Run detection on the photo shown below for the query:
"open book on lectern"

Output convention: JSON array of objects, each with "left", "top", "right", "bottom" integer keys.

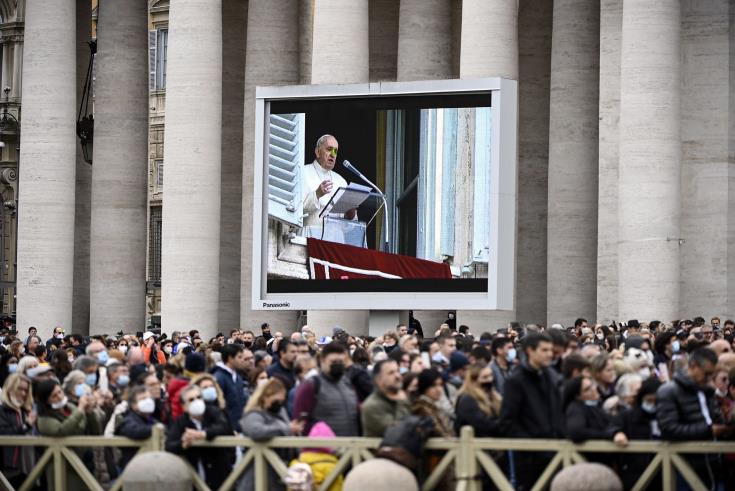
[{"left": 319, "top": 182, "right": 374, "bottom": 217}]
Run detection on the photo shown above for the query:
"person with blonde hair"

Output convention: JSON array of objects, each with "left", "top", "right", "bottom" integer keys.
[
  {"left": 191, "top": 372, "right": 226, "bottom": 411},
  {"left": 239, "top": 378, "right": 304, "bottom": 491},
  {"left": 455, "top": 364, "right": 503, "bottom": 436},
  {"left": 0, "top": 374, "right": 36, "bottom": 487}
]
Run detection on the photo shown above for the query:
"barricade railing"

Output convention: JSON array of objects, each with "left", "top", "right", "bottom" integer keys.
[{"left": 0, "top": 425, "right": 733, "bottom": 491}]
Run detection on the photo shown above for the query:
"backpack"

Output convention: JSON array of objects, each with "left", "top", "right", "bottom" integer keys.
[{"left": 376, "top": 415, "right": 435, "bottom": 470}]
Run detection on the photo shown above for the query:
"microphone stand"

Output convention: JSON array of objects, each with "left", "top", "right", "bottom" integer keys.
[{"left": 343, "top": 161, "right": 390, "bottom": 252}]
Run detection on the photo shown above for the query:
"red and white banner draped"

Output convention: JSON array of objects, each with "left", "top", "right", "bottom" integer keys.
[{"left": 307, "top": 238, "right": 452, "bottom": 280}]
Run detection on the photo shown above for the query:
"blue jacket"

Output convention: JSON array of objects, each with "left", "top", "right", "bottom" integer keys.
[{"left": 212, "top": 364, "right": 249, "bottom": 432}]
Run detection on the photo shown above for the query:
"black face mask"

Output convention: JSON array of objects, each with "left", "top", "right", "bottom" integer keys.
[
  {"left": 267, "top": 401, "right": 283, "bottom": 414},
  {"left": 243, "top": 341, "right": 253, "bottom": 348},
  {"left": 481, "top": 381, "right": 494, "bottom": 392},
  {"left": 328, "top": 362, "right": 345, "bottom": 381}
]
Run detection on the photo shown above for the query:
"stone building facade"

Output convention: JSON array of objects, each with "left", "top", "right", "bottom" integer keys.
[{"left": 13, "top": 0, "right": 735, "bottom": 339}]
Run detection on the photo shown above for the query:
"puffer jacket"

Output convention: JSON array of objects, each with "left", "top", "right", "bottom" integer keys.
[{"left": 656, "top": 371, "right": 722, "bottom": 441}]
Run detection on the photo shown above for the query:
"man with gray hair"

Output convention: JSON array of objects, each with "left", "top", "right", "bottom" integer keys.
[{"left": 302, "top": 134, "right": 357, "bottom": 236}]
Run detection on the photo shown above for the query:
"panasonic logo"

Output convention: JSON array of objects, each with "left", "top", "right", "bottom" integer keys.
[{"left": 263, "top": 302, "right": 291, "bottom": 308}]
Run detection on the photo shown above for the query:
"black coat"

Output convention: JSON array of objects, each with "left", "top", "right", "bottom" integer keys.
[
  {"left": 564, "top": 400, "right": 620, "bottom": 443},
  {"left": 499, "top": 363, "right": 564, "bottom": 438},
  {"left": 615, "top": 406, "right": 661, "bottom": 490},
  {"left": 454, "top": 394, "right": 502, "bottom": 437},
  {"left": 115, "top": 410, "right": 157, "bottom": 471},
  {"left": 165, "top": 405, "right": 235, "bottom": 490},
  {"left": 656, "top": 372, "right": 722, "bottom": 441},
  {"left": 0, "top": 403, "right": 33, "bottom": 477}
]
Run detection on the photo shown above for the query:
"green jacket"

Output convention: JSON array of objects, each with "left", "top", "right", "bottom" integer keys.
[{"left": 360, "top": 390, "right": 411, "bottom": 438}]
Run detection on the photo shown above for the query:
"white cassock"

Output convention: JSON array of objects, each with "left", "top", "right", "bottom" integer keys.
[{"left": 301, "top": 161, "right": 348, "bottom": 240}]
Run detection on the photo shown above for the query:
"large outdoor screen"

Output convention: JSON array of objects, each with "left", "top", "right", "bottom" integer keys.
[{"left": 251, "top": 79, "right": 517, "bottom": 311}]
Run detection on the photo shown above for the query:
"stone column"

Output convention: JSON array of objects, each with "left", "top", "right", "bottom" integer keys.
[
  {"left": 459, "top": 0, "right": 518, "bottom": 79},
  {"left": 397, "top": 0, "right": 452, "bottom": 81},
  {"left": 618, "top": 0, "right": 680, "bottom": 321},
  {"left": 306, "top": 0, "right": 371, "bottom": 334},
  {"left": 218, "top": 0, "right": 247, "bottom": 330},
  {"left": 161, "top": 0, "right": 222, "bottom": 337},
  {"left": 596, "top": 0, "right": 622, "bottom": 323},
  {"left": 1, "top": 44, "right": 9, "bottom": 90},
  {"left": 240, "top": 0, "right": 300, "bottom": 332},
  {"left": 16, "top": 0, "right": 76, "bottom": 338},
  {"left": 679, "top": 0, "right": 731, "bottom": 318},
  {"left": 310, "top": 0, "right": 369, "bottom": 84},
  {"left": 546, "top": 0, "right": 599, "bottom": 327},
  {"left": 11, "top": 43, "right": 22, "bottom": 99},
  {"left": 516, "top": 0, "right": 552, "bottom": 325},
  {"left": 72, "top": 0, "right": 92, "bottom": 335},
  {"left": 89, "top": 0, "right": 148, "bottom": 333},
  {"left": 369, "top": 0, "right": 399, "bottom": 81},
  {"left": 458, "top": 0, "right": 519, "bottom": 330}
]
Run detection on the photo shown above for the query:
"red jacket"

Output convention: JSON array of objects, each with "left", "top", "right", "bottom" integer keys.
[{"left": 167, "top": 376, "right": 190, "bottom": 421}]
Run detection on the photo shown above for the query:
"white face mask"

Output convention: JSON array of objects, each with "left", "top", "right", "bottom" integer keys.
[
  {"left": 187, "top": 398, "right": 206, "bottom": 417},
  {"left": 304, "top": 368, "right": 319, "bottom": 379},
  {"left": 136, "top": 397, "right": 155, "bottom": 414},
  {"left": 51, "top": 396, "right": 68, "bottom": 410},
  {"left": 638, "top": 367, "right": 651, "bottom": 379},
  {"left": 118, "top": 346, "right": 128, "bottom": 354}
]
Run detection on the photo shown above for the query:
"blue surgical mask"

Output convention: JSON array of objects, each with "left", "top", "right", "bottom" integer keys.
[
  {"left": 506, "top": 348, "right": 517, "bottom": 363},
  {"left": 641, "top": 402, "right": 656, "bottom": 414},
  {"left": 584, "top": 399, "right": 598, "bottom": 407},
  {"left": 671, "top": 340, "right": 680, "bottom": 353},
  {"left": 7, "top": 363, "right": 18, "bottom": 374},
  {"left": 399, "top": 367, "right": 408, "bottom": 375},
  {"left": 117, "top": 375, "right": 130, "bottom": 387},
  {"left": 96, "top": 351, "right": 109, "bottom": 364},
  {"left": 74, "top": 384, "right": 87, "bottom": 398},
  {"left": 201, "top": 386, "right": 218, "bottom": 402},
  {"left": 85, "top": 373, "right": 97, "bottom": 387}
]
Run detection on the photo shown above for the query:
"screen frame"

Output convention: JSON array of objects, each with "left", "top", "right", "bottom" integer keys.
[{"left": 251, "top": 77, "right": 517, "bottom": 311}]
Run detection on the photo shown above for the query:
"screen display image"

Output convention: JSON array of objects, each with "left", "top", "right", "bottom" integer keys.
[{"left": 252, "top": 79, "right": 517, "bottom": 311}]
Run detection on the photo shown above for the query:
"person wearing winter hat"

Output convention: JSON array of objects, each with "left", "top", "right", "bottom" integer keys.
[
  {"left": 290, "top": 422, "right": 344, "bottom": 491},
  {"left": 167, "top": 352, "right": 207, "bottom": 421}
]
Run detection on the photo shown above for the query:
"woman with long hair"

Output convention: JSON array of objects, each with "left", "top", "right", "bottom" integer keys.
[
  {"left": 49, "top": 349, "right": 73, "bottom": 383},
  {"left": 455, "top": 364, "right": 503, "bottom": 436},
  {"left": 0, "top": 374, "right": 36, "bottom": 487},
  {"left": 238, "top": 378, "right": 304, "bottom": 491}
]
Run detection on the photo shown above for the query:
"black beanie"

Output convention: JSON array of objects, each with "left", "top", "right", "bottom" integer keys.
[{"left": 417, "top": 368, "right": 442, "bottom": 395}]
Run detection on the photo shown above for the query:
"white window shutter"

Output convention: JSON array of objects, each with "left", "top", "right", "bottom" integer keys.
[
  {"left": 148, "top": 30, "right": 157, "bottom": 92},
  {"left": 268, "top": 113, "right": 304, "bottom": 227}
]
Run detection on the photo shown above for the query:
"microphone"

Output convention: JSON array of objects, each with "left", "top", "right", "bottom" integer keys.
[{"left": 342, "top": 160, "right": 390, "bottom": 252}]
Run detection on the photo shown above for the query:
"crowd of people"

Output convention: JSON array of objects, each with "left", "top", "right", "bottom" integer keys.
[{"left": 0, "top": 314, "right": 734, "bottom": 490}]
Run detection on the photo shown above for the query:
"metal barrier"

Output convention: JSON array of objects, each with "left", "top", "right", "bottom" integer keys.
[{"left": 0, "top": 426, "right": 733, "bottom": 491}]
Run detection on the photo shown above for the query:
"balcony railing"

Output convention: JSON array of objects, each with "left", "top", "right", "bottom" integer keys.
[{"left": 0, "top": 425, "right": 733, "bottom": 491}]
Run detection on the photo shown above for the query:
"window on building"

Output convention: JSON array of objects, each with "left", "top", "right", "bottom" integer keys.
[
  {"left": 148, "top": 207, "right": 162, "bottom": 282},
  {"left": 155, "top": 159, "right": 163, "bottom": 188},
  {"left": 149, "top": 28, "right": 168, "bottom": 91}
]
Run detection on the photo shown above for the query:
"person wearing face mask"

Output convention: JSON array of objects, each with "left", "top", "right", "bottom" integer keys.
[
  {"left": 107, "top": 361, "right": 131, "bottom": 405},
  {"left": 489, "top": 337, "right": 516, "bottom": 396},
  {"left": 615, "top": 377, "right": 663, "bottom": 490},
  {"left": 0, "top": 374, "right": 37, "bottom": 487},
  {"left": 192, "top": 373, "right": 226, "bottom": 410},
  {"left": 36, "top": 379, "right": 100, "bottom": 491},
  {"left": 115, "top": 386, "right": 159, "bottom": 470},
  {"left": 239, "top": 378, "right": 304, "bottom": 491},
  {"left": 293, "top": 342, "right": 359, "bottom": 436},
  {"left": 361, "top": 360, "right": 411, "bottom": 438},
  {"left": 653, "top": 330, "right": 679, "bottom": 382},
  {"left": 563, "top": 376, "right": 629, "bottom": 449},
  {"left": 165, "top": 385, "right": 234, "bottom": 490},
  {"left": 455, "top": 364, "right": 503, "bottom": 436}
]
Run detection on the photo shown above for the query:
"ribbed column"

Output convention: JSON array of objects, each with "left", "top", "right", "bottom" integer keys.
[
  {"left": 546, "top": 0, "right": 599, "bottom": 326},
  {"left": 459, "top": 0, "right": 518, "bottom": 79},
  {"left": 597, "top": 0, "right": 622, "bottom": 322},
  {"left": 218, "top": 0, "right": 247, "bottom": 330},
  {"left": 161, "top": 0, "right": 222, "bottom": 336},
  {"left": 458, "top": 0, "right": 519, "bottom": 329},
  {"left": 17, "top": 0, "right": 76, "bottom": 338},
  {"left": 240, "top": 0, "right": 300, "bottom": 331},
  {"left": 310, "top": 0, "right": 369, "bottom": 84},
  {"left": 397, "top": 0, "right": 452, "bottom": 80},
  {"left": 618, "top": 0, "right": 681, "bottom": 320},
  {"left": 72, "top": 0, "right": 92, "bottom": 335},
  {"left": 679, "top": 0, "right": 731, "bottom": 317},
  {"left": 89, "top": 0, "right": 148, "bottom": 333},
  {"left": 516, "top": 0, "right": 553, "bottom": 324}
]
